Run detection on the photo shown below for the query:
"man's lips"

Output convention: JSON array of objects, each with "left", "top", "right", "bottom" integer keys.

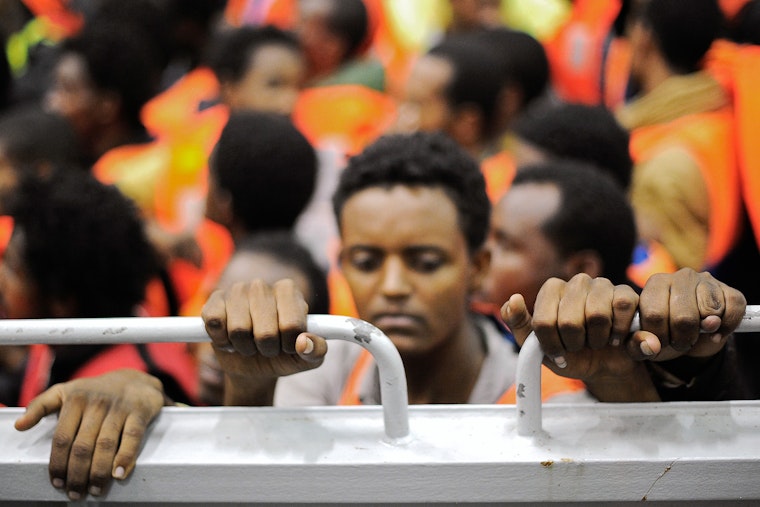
[{"left": 372, "top": 313, "right": 424, "bottom": 332}]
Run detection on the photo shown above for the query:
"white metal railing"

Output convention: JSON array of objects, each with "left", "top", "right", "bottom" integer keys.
[{"left": 1, "top": 310, "right": 760, "bottom": 504}]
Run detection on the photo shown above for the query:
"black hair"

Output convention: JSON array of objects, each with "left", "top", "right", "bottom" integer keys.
[
  {"left": 0, "top": 34, "right": 10, "bottom": 112},
  {"left": 211, "top": 111, "right": 317, "bottom": 232},
  {"left": 325, "top": 0, "right": 370, "bottom": 60},
  {"left": 470, "top": 28, "right": 549, "bottom": 108},
  {"left": 640, "top": 0, "right": 722, "bottom": 73},
  {"left": 87, "top": 0, "right": 174, "bottom": 72},
  {"left": 333, "top": 132, "right": 490, "bottom": 253},
  {"left": 236, "top": 232, "right": 330, "bottom": 314},
  {"left": 428, "top": 35, "right": 505, "bottom": 139},
  {"left": 8, "top": 169, "right": 160, "bottom": 317},
  {"left": 513, "top": 101, "right": 632, "bottom": 190},
  {"left": 0, "top": 105, "right": 80, "bottom": 169},
  {"left": 206, "top": 25, "right": 301, "bottom": 83},
  {"left": 61, "top": 22, "right": 161, "bottom": 130},
  {"left": 727, "top": 0, "right": 760, "bottom": 45},
  {"left": 512, "top": 161, "right": 636, "bottom": 284}
]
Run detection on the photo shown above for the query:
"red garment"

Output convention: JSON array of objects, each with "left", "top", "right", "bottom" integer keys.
[{"left": 19, "top": 342, "right": 199, "bottom": 407}]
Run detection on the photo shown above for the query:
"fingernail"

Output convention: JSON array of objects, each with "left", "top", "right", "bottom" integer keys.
[
  {"left": 640, "top": 341, "right": 654, "bottom": 356},
  {"left": 711, "top": 333, "right": 723, "bottom": 344},
  {"left": 89, "top": 486, "right": 102, "bottom": 496},
  {"left": 113, "top": 466, "right": 125, "bottom": 479},
  {"left": 302, "top": 337, "right": 314, "bottom": 355},
  {"left": 52, "top": 478, "right": 64, "bottom": 489},
  {"left": 67, "top": 491, "right": 80, "bottom": 501},
  {"left": 553, "top": 355, "right": 567, "bottom": 369},
  {"left": 611, "top": 337, "right": 621, "bottom": 347}
]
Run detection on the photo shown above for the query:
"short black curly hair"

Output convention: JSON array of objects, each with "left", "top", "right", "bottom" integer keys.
[
  {"left": 61, "top": 22, "right": 161, "bottom": 130},
  {"left": 8, "top": 169, "right": 160, "bottom": 317},
  {"left": 513, "top": 101, "right": 632, "bottom": 190},
  {"left": 332, "top": 132, "right": 491, "bottom": 253},
  {"left": 211, "top": 111, "right": 317, "bottom": 232},
  {"left": 205, "top": 25, "right": 301, "bottom": 84},
  {"left": 512, "top": 161, "right": 636, "bottom": 285}
]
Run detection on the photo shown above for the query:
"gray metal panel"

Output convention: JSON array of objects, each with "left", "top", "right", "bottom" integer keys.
[{"left": 2, "top": 402, "right": 760, "bottom": 504}]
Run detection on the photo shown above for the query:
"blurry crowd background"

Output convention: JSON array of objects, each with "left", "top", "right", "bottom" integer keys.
[{"left": 1, "top": 0, "right": 760, "bottom": 406}]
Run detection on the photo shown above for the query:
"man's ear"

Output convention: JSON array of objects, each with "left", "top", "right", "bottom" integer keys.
[
  {"left": 562, "top": 249, "right": 604, "bottom": 279},
  {"left": 468, "top": 247, "right": 492, "bottom": 294}
]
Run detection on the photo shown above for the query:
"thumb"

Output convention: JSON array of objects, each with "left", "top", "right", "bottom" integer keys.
[
  {"left": 14, "top": 387, "right": 64, "bottom": 431},
  {"left": 295, "top": 333, "right": 328, "bottom": 364},
  {"left": 501, "top": 294, "right": 533, "bottom": 347}
]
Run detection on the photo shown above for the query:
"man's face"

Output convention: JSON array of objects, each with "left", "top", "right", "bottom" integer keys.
[
  {"left": 479, "top": 182, "right": 566, "bottom": 313},
  {"left": 225, "top": 44, "right": 306, "bottom": 115},
  {"left": 395, "top": 55, "right": 454, "bottom": 135},
  {"left": 45, "top": 53, "right": 100, "bottom": 145},
  {"left": 339, "top": 185, "right": 480, "bottom": 357}
]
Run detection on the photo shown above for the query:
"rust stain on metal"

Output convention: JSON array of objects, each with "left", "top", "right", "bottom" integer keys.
[{"left": 540, "top": 460, "right": 554, "bottom": 467}]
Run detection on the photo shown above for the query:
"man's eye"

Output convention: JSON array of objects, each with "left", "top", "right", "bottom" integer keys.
[
  {"left": 350, "top": 254, "right": 381, "bottom": 272},
  {"left": 410, "top": 255, "right": 443, "bottom": 273}
]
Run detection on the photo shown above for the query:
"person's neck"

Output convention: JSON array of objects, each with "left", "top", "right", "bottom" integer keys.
[
  {"left": 639, "top": 56, "right": 677, "bottom": 95},
  {"left": 401, "top": 314, "right": 486, "bottom": 404}
]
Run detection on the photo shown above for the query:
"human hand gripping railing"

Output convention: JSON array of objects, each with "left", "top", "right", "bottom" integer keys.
[
  {"left": 0, "top": 315, "right": 410, "bottom": 442},
  {"left": 515, "top": 304, "right": 760, "bottom": 436}
]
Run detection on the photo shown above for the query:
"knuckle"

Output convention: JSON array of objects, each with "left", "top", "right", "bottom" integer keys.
[
  {"left": 70, "top": 441, "right": 94, "bottom": 460},
  {"left": 52, "top": 433, "right": 73, "bottom": 452},
  {"left": 95, "top": 436, "right": 118, "bottom": 453}
]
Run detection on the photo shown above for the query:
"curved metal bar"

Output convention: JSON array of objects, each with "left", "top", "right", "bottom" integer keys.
[
  {"left": 516, "top": 305, "right": 760, "bottom": 436},
  {"left": 0, "top": 315, "right": 410, "bottom": 441}
]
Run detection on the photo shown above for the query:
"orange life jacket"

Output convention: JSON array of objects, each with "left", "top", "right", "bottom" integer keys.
[
  {"left": 706, "top": 40, "right": 760, "bottom": 253},
  {"left": 141, "top": 67, "right": 221, "bottom": 143},
  {"left": 628, "top": 106, "right": 741, "bottom": 273},
  {"left": 480, "top": 150, "right": 517, "bottom": 204},
  {"left": 338, "top": 349, "right": 585, "bottom": 405},
  {"left": 544, "top": 0, "right": 622, "bottom": 105},
  {"left": 19, "top": 342, "right": 199, "bottom": 407},
  {"left": 292, "top": 84, "right": 397, "bottom": 158}
]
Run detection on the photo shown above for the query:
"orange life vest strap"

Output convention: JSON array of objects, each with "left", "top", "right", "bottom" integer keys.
[
  {"left": 497, "top": 366, "right": 586, "bottom": 404},
  {"left": 629, "top": 107, "right": 741, "bottom": 268}
]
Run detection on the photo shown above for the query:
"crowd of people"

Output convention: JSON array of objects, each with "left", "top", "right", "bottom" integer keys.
[{"left": 0, "top": 0, "right": 759, "bottom": 501}]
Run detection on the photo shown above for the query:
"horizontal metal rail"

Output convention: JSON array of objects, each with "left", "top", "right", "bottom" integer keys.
[
  {"left": 0, "top": 315, "right": 409, "bottom": 442},
  {"left": 515, "top": 305, "right": 760, "bottom": 436}
]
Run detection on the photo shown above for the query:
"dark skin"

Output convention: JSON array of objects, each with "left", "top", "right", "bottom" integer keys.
[{"left": 14, "top": 268, "right": 747, "bottom": 498}]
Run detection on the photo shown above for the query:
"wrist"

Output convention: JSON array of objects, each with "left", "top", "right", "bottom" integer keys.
[
  {"left": 585, "top": 363, "right": 661, "bottom": 402},
  {"left": 223, "top": 374, "right": 277, "bottom": 406}
]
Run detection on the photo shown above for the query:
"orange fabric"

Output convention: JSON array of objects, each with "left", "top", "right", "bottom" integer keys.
[
  {"left": 338, "top": 349, "right": 374, "bottom": 405},
  {"left": 293, "top": 84, "right": 397, "bottom": 157},
  {"left": 176, "top": 218, "right": 235, "bottom": 316},
  {"left": 327, "top": 266, "right": 358, "bottom": 318},
  {"left": 497, "top": 365, "right": 586, "bottom": 404},
  {"left": 141, "top": 67, "right": 220, "bottom": 142},
  {"left": 602, "top": 37, "right": 631, "bottom": 110},
  {"left": 262, "top": 0, "right": 298, "bottom": 29},
  {"left": 19, "top": 343, "right": 199, "bottom": 407},
  {"left": 707, "top": 41, "right": 760, "bottom": 252},
  {"left": 0, "top": 216, "right": 14, "bottom": 259},
  {"left": 629, "top": 107, "right": 741, "bottom": 270},
  {"left": 626, "top": 241, "right": 679, "bottom": 289},
  {"left": 21, "top": 0, "right": 83, "bottom": 39},
  {"left": 481, "top": 150, "right": 517, "bottom": 204},
  {"left": 338, "top": 350, "right": 585, "bottom": 405},
  {"left": 153, "top": 104, "right": 228, "bottom": 233},
  {"left": 544, "top": 0, "right": 622, "bottom": 105},
  {"left": 719, "top": 0, "right": 752, "bottom": 21}
]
